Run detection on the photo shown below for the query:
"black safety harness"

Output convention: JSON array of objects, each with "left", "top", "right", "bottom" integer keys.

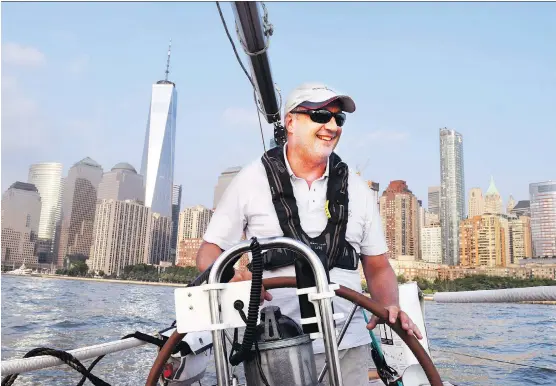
[{"left": 259, "top": 145, "right": 360, "bottom": 272}]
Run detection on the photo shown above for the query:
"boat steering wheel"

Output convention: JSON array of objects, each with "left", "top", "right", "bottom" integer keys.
[{"left": 146, "top": 276, "right": 444, "bottom": 386}]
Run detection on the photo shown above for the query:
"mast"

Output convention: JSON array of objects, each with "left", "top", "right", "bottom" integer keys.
[{"left": 231, "top": 2, "right": 285, "bottom": 145}]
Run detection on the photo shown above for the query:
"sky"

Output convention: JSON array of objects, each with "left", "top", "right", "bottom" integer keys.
[{"left": 2, "top": 2, "right": 555, "bottom": 210}]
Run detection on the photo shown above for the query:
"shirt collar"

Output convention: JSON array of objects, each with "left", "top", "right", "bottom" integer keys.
[{"left": 282, "top": 142, "right": 330, "bottom": 180}]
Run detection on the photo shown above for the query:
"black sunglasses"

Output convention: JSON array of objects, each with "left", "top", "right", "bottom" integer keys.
[{"left": 292, "top": 109, "right": 347, "bottom": 127}]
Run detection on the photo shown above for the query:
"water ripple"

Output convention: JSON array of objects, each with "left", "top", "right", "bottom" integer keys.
[{"left": 2, "top": 275, "right": 555, "bottom": 386}]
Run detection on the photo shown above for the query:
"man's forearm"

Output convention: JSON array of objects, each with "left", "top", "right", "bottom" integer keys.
[
  {"left": 363, "top": 255, "right": 400, "bottom": 308},
  {"left": 196, "top": 241, "right": 224, "bottom": 272},
  {"left": 366, "top": 266, "right": 399, "bottom": 307}
]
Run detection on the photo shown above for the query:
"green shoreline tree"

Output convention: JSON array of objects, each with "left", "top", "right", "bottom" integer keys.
[{"left": 361, "top": 274, "right": 554, "bottom": 293}]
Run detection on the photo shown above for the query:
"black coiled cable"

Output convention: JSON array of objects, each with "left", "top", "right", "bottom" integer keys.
[
  {"left": 1, "top": 348, "right": 111, "bottom": 386},
  {"left": 229, "top": 237, "right": 264, "bottom": 366}
]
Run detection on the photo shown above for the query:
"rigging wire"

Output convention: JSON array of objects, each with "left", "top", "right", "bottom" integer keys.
[
  {"left": 215, "top": 1, "right": 271, "bottom": 152},
  {"left": 215, "top": 0, "right": 281, "bottom": 118},
  {"left": 432, "top": 348, "right": 556, "bottom": 373},
  {"left": 215, "top": 1, "right": 256, "bottom": 89},
  {"left": 424, "top": 311, "right": 556, "bottom": 374},
  {"left": 254, "top": 90, "right": 267, "bottom": 152},
  {"left": 424, "top": 316, "right": 556, "bottom": 374}
]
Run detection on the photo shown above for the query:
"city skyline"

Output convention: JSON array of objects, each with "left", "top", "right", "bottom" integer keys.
[{"left": 2, "top": 2, "right": 555, "bottom": 209}]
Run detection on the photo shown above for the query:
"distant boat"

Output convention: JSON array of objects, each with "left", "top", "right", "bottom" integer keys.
[{"left": 4, "top": 264, "right": 34, "bottom": 276}]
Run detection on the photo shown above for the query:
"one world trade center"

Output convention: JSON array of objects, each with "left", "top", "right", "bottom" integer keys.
[{"left": 140, "top": 42, "right": 177, "bottom": 218}]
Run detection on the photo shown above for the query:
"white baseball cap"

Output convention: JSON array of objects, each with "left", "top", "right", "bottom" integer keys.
[{"left": 283, "top": 82, "right": 356, "bottom": 116}]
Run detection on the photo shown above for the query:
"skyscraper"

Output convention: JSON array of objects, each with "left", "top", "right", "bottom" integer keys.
[
  {"left": 439, "top": 128, "right": 465, "bottom": 266},
  {"left": 57, "top": 157, "right": 103, "bottom": 267},
  {"left": 89, "top": 199, "right": 152, "bottom": 276},
  {"left": 1, "top": 182, "right": 42, "bottom": 268},
  {"left": 89, "top": 163, "right": 150, "bottom": 274},
  {"left": 529, "top": 181, "right": 556, "bottom": 257},
  {"left": 177, "top": 205, "right": 213, "bottom": 240},
  {"left": 511, "top": 200, "right": 531, "bottom": 217},
  {"left": 379, "top": 180, "right": 420, "bottom": 259},
  {"left": 176, "top": 205, "right": 213, "bottom": 266},
  {"left": 140, "top": 42, "right": 177, "bottom": 218},
  {"left": 171, "top": 184, "right": 182, "bottom": 252},
  {"left": 97, "top": 163, "right": 144, "bottom": 202},
  {"left": 459, "top": 214, "right": 509, "bottom": 268},
  {"left": 149, "top": 213, "right": 172, "bottom": 264},
  {"left": 508, "top": 216, "right": 532, "bottom": 263},
  {"left": 506, "top": 195, "right": 516, "bottom": 214},
  {"left": 27, "top": 162, "right": 63, "bottom": 256},
  {"left": 428, "top": 186, "right": 440, "bottom": 215},
  {"left": 213, "top": 166, "right": 242, "bottom": 209},
  {"left": 468, "top": 187, "right": 484, "bottom": 218},
  {"left": 421, "top": 225, "right": 442, "bottom": 264},
  {"left": 484, "top": 176, "right": 503, "bottom": 214}
]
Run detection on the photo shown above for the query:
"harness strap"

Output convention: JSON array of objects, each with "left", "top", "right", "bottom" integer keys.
[{"left": 260, "top": 145, "right": 355, "bottom": 271}]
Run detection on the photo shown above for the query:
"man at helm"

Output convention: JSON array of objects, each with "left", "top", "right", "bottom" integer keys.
[{"left": 197, "top": 82, "right": 422, "bottom": 385}]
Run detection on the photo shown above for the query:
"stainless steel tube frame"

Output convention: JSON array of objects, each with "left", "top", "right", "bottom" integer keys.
[
  {"left": 207, "top": 236, "right": 343, "bottom": 386},
  {"left": 318, "top": 303, "right": 359, "bottom": 383}
]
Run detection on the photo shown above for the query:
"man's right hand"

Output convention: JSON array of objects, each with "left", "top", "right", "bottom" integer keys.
[
  {"left": 196, "top": 242, "right": 272, "bottom": 305},
  {"left": 230, "top": 269, "right": 273, "bottom": 305}
]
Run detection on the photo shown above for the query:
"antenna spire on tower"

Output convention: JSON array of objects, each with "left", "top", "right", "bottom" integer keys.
[{"left": 165, "top": 39, "right": 172, "bottom": 81}]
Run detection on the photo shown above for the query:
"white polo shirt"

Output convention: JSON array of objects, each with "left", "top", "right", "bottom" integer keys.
[{"left": 203, "top": 144, "right": 388, "bottom": 354}]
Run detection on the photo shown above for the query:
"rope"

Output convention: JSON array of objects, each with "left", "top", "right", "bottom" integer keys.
[
  {"left": 76, "top": 354, "right": 106, "bottom": 386},
  {"left": 433, "top": 348, "right": 556, "bottom": 372},
  {"left": 235, "top": 2, "right": 273, "bottom": 57},
  {"left": 361, "top": 309, "right": 403, "bottom": 386}
]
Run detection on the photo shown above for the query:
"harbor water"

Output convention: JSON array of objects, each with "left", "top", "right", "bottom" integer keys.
[{"left": 1, "top": 275, "right": 555, "bottom": 386}]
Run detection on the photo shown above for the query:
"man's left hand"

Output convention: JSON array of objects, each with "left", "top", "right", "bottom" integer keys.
[{"left": 366, "top": 305, "right": 423, "bottom": 340}]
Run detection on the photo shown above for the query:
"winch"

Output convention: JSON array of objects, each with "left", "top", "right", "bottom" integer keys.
[{"left": 244, "top": 305, "right": 318, "bottom": 386}]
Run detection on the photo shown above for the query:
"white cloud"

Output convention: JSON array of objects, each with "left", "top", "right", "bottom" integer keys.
[
  {"left": 1, "top": 74, "right": 18, "bottom": 90},
  {"left": 1, "top": 72, "right": 113, "bottom": 190},
  {"left": 68, "top": 54, "right": 90, "bottom": 75},
  {"left": 222, "top": 107, "right": 264, "bottom": 128},
  {"left": 1, "top": 75, "right": 101, "bottom": 152},
  {"left": 1, "top": 75, "right": 47, "bottom": 151},
  {"left": 1, "top": 74, "right": 50, "bottom": 190},
  {"left": 2, "top": 42, "right": 46, "bottom": 67},
  {"left": 1, "top": 72, "right": 103, "bottom": 153}
]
